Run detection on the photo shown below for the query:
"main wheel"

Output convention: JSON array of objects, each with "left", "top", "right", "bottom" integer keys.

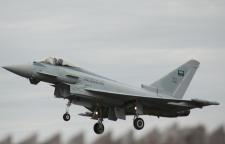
[
  {"left": 63, "top": 113, "right": 70, "bottom": 121},
  {"left": 93, "top": 122, "right": 104, "bottom": 134},
  {"left": 133, "top": 117, "right": 144, "bottom": 130}
]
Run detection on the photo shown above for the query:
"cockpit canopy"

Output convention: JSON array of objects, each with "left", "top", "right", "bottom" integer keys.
[{"left": 41, "top": 57, "right": 74, "bottom": 67}]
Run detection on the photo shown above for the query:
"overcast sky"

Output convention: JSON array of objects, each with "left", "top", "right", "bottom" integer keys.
[{"left": 0, "top": 0, "right": 225, "bottom": 143}]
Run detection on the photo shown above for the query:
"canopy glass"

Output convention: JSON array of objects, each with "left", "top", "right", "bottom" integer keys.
[{"left": 41, "top": 57, "right": 74, "bottom": 67}]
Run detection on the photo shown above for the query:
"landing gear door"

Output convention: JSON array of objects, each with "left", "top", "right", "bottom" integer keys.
[{"left": 115, "top": 107, "right": 126, "bottom": 120}]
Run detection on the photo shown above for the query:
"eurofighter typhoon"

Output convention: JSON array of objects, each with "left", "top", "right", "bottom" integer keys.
[{"left": 3, "top": 58, "right": 219, "bottom": 134}]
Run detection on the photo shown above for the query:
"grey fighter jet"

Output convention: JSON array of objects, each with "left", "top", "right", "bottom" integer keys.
[{"left": 2, "top": 58, "right": 219, "bottom": 134}]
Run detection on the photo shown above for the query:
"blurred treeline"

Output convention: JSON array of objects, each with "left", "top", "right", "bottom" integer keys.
[{"left": 1, "top": 124, "right": 224, "bottom": 144}]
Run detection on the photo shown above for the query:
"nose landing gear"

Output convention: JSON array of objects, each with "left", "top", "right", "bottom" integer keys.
[
  {"left": 63, "top": 100, "right": 71, "bottom": 121},
  {"left": 63, "top": 112, "right": 70, "bottom": 121}
]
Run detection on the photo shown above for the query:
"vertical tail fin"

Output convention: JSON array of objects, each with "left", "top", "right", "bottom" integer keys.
[{"left": 149, "top": 60, "right": 200, "bottom": 99}]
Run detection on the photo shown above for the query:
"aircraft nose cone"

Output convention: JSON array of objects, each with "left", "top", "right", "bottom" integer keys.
[{"left": 3, "top": 64, "right": 33, "bottom": 78}]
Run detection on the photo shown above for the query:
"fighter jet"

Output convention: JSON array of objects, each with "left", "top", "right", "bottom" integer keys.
[{"left": 2, "top": 57, "right": 219, "bottom": 134}]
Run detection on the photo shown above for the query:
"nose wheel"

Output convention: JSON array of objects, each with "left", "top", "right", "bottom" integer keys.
[
  {"left": 133, "top": 117, "right": 144, "bottom": 130},
  {"left": 63, "top": 112, "right": 70, "bottom": 121},
  {"left": 63, "top": 100, "right": 71, "bottom": 122}
]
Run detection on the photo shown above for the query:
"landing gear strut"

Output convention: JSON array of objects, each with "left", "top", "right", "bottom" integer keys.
[{"left": 63, "top": 100, "right": 71, "bottom": 121}]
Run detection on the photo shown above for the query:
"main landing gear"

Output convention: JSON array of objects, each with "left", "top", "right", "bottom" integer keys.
[
  {"left": 62, "top": 101, "right": 144, "bottom": 133},
  {"left": 133, "top": 116, "right": 144, "bottom": 130},
  {"left": 93, "top": 109, "right": 104, "bottom": 134},
  {"left": 93, "top": 120, "right": 104, "bottom": 134},
  {"left": 63, "top": 100, "right": 71, "bottom": 121},
  {"left": 133, "top": 106, "right": 144, "bottom": 130}
]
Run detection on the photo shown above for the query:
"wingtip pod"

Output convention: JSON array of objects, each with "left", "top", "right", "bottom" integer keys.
[
  {"left": 210, "top": 101, "right": 220, "bottom": 105},
  {"left": 191, "top": 99, "right": 220, "bottom": 107}
]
